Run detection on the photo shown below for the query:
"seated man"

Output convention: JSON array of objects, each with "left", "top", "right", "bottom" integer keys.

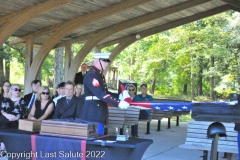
[
  {"left": 53, "top": 82, "right": 65, "bottom": 106},
  {"left": 53, "top": 81, "right": 83, "bottom": 119},
  {"left": 132, "top": 84, "right": 153, "bottom": 137},
  {"left": 24, "top": 80, "right": 41, "bottom": 112}
]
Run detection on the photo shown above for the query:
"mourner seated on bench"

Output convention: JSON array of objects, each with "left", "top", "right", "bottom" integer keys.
[
  {"left": 131, "top": 84, "right": 153, "bottom": 138},
  {"left": 53, "top": 81, "right": 83, "bottom": 119},
  {"left": 28, "top": 86, "right": 55, "bottom": 121}
]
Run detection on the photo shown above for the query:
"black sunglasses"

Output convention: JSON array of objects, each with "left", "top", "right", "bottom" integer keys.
[
  {"left": 129, "top": 89, "right": 135, "bottom": 91},
  {"left": 99, "top": 58, "right": 111, "bottom": 62},
  {"left": 42, "top": 92, "right": 49, "bottom": 95},
  {"left": 12, "top": 88, "right": 21, "bottom": 92}
]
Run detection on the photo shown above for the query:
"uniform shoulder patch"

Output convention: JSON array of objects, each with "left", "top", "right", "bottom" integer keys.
[{"left": 92, "top": 78, "right": 100, "bottom": 87}]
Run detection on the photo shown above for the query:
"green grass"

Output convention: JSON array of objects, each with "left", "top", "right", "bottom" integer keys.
[{"left": 171, "top": 114, "right": 193, "bottom": 122}]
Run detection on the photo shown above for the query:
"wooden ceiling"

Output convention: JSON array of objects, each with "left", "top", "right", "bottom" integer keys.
[{"left": 1, "top": 0, "right": 239, "bottom": 49}]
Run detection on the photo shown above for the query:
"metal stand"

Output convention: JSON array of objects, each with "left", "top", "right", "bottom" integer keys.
[
  {"left": 167, "top": 118, "right": 171, "bottom": 129},
  {"left": 146, "top": 122, "right": 150, "bottom": 134},
  {"left": 157, "top": 120, "right": 161, "bottom": 131},
  {"left": 176, "top": 116, "right": 179, "bottom": 126},
  {"left": 210, "top": 134, "right": 219, "bottom": 160}
]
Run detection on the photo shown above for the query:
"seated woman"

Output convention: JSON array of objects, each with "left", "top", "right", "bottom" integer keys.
[
  {"left": 127, "top": 84, "right": 136, "bottom": 99},
  {"left": 28, "top": 86, "right": 54, "bottom": 121},
  {"left": 0, "top": 84, "right": 25, "bottom": 157},
  {"left": 0, "top": 84, "right": 25, "bottom": 128}
]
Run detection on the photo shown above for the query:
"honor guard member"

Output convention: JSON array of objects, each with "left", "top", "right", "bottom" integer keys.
[{"left": 81, "top": 52, "right": 129, "bottom": 134}]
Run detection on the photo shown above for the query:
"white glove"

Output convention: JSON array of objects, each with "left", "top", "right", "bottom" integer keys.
[
  {"left": 119, "top": 93, "right": 123, "bottom": 101},
  {"left": 118, "top": 101, "right": 130, "bottom": 109},
  {"left": 122, "top": 90, "right": 130, "bottom": 100}
]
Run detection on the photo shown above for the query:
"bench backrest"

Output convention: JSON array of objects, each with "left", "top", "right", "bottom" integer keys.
[
  {"left": 106, "top": 107, "right": 126, "bottom": 129},
  {"left": 123, "top": 107, "right": 140, "bottom": 127},
  {"left": 185, "top": 120, "right": 238, "bottom": 152},
  {"left": 152, "top": 110, "right": 173, "bottom": 119}
]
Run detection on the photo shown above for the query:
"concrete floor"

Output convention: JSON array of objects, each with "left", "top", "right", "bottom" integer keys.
[{"left": 140, "top": 120, "right": 238, "bottom": 160}]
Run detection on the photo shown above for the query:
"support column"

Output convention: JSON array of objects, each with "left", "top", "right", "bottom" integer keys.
[
  {"left": 64, "top": 43, "right": 71, "bottom": 81},
  {"left": 24, "top": 38, "right": 33, "bottom": 94}
]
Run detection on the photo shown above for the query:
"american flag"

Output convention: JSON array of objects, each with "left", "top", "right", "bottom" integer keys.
[{"left": 129, "top": 101, "right": 192, "bottom": 111}]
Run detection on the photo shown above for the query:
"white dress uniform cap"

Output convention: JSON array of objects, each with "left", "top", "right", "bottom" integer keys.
[{"left": 93, "top": 52, "right": 111, "bottom": 59}]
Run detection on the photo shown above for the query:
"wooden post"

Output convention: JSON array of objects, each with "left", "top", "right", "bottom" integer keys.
[
  {"left": 64, "top": 43, "right": 71, "bottom": 81},
  {"left": 24, "top": 38, "right": 33, "bottom": 94}
]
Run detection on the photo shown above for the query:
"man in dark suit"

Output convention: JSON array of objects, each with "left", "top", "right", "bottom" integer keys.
[
  {"left": 74, "top": 63, "right": 88, "bottom": 85},
  {"left": 24, "top": 80, "right": 42, "bottom": 112},
  {"left": 53, "top": 81, "right": 83, "bottom": 119}
]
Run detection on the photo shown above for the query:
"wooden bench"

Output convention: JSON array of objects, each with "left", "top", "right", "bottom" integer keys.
[
  {"left": 105, "top": 107, "right": 126, "bottom": 135},
  {"left": 151, "top": 110, "right": 190, "bottom": 131},
  {"left": 123, "top": 107, "right": 140, "bottom": 127},
  {"left": 179, "top": 120, "right": 238, "bottom": 160}
]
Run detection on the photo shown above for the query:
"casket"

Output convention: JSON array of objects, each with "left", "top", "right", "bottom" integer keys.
[
  {"left": 40, "top": 119, "right": 98, "bottom": 139},
  {"left": 191, "top": 102, "right": 240, "bottom": 122},
  {"left": 18, "top": 119, "right": 41, "bottom": 132}
]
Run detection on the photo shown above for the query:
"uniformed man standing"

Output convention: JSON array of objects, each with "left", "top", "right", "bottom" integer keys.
[{"left": 80, "top": 52, "right": 129, "bottom": 134}]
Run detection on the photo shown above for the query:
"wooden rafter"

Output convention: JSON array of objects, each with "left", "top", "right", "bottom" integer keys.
[
  {"left": 55, "top": 0, "right": 210, "bottom": 48},
  {"left": 0, "top": 0, "right": 74, "bottom": 47},
  {"left": 25, "top": 0, "right": 150, "bottom": 88},
  {"left": 104, "top": 5, "right": 232, "bottom": 73},
  {"left": 65, "top": 0, "right": 212, "bottom": 79},
  {"left": 10, "top": 0, "right": 150, "bottom": 45},
  {"left": 222, "top": 0, "right": 240, "bottom": 8}
]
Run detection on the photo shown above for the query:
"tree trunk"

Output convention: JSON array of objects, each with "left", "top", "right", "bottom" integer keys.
[
  {"left": 210, "top": 56, "right": 214, "bottom": 100},
  {"left": 197, "top": 67, "right": 203, "bottom": 96},
  {"left": 0, "top": 57, "right": 4, "bottom": 84},
  {"left": 32, "top": 48, "right": 42, "bottom": 81},
  {"left": 5, "top": 60, "right": 10, "bottom": 80},
  {"left": 46, "top": 74, "right": 50, "bottom": 86},
  {"left": 151, "top": 78, "right": 156, "bottom": 94},
  {"left": 183, "top": 84, "right": 187, "bottom": 95},
  {"left": 54, "top": 47, "right": 64, "bottom": 87},
  {"left": 191, "top": 54, "right": 195, "bottom": 100}
]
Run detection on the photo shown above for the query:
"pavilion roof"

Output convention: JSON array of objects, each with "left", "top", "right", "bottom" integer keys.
[{"left": 1, "top": 0, "right": 239, "bottom": 48}]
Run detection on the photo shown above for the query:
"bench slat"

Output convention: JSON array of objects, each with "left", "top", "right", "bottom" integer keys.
[{"left": 179, "top": 120, "right": 238, "bottom": 156}]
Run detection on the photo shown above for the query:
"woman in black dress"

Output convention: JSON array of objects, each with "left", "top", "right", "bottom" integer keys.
[{"left": 28, "top": 86, "right": 54, "bottom": 121}]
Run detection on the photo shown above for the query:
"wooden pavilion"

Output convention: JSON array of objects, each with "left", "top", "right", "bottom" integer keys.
[{"left": 0, "top": 0, "right": 239, "bottom": 93}]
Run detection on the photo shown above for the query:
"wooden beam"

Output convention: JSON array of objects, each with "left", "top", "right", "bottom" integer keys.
[
  {"left": 55, "top": 0, "right": 210, "bottom": 48},
  {"left": 65, "top": 0, "right": 212, "bottom": 80},
  {"left": 105, "top": 5, "right": 232, "bottom": 72},
  {"left": 25, "top": 0, "right": 150, "bottom": 85},
  {"left": 104, "top": 37, "right": 136, "bottom": 74},
  {"left": 103, "top": 5, "right": 233, "bottom": 76},
  {"left": 64, "top": 43, "right": 72, "bottom": 81},
  {"left": 231, "top": 6, "right": 240, "bottom": 12},
  {"left": 222, "top": 0, "right": 240, "bottom": 8},
  {"left": 98, "top": 5, "right": 232, "bottom": 49},
  {"left": 10, "top": 0, "right": 150, "bottom": 45},
  {"left": 97, "top": 37, "right": 129, "bottom": 49},
  {"left": 24, "top": 38, "right": 33, "bottom": 94},
  {"left": 0, "top": 0, "right": 73, "bottom": 48}
]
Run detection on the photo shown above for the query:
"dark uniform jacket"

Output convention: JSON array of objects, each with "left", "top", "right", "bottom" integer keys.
[
  {"left": 81, "top": 66, "right": 119, "bottom": 124},
  {"left": 74, "top": 72, "right": 86, "bottom": 85},
  {"left": 53, "top": 96, "right": 83, "bottom": 119}
]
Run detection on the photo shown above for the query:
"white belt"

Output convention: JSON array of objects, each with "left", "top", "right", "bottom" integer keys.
[{"left": 85, "top": 96, "right": 100, "bottom": 100}]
